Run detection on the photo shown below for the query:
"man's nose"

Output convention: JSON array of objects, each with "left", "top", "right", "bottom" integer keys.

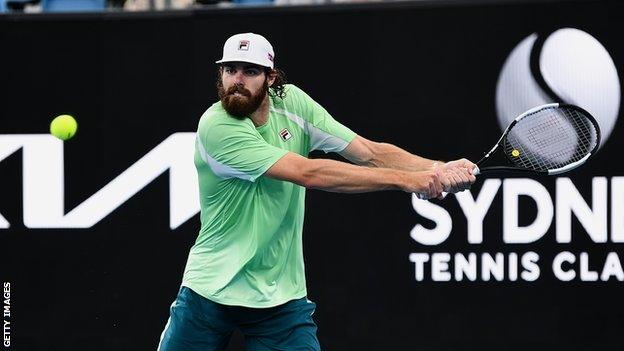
[{"left": 233, "top": 71, "right": 245, "bottom": 84}]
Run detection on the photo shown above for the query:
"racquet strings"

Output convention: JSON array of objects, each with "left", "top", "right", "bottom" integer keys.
[{"left": 503, "top": 106, "right": 599, "bottom": 172}]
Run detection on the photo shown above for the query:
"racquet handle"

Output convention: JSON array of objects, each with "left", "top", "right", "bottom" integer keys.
[
  {"left": 472, "top": 165, "right": 481, "bottom": 176},
  {"left": 415, "top": 165, "right": 480, "bottom": 200}
]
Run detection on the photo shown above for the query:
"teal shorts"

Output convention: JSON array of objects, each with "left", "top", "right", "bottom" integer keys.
[{"left": 157, "top": 286, "right": 320, "bottom": 351}]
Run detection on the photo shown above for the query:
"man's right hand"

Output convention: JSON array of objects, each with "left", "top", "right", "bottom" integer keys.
[
  {"left": 439, "top": 159, "right": 477, "bottom": 193},
  {"left": 408, "top": 160, "right": 476, "bottom": 199},
  {"left": 404, "top": 168, "right": 447, "bottom": 199}
]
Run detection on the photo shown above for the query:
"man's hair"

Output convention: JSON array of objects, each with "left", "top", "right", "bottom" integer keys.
[{"left": 266, "top": 67, "right": 287, "bottom": 99}]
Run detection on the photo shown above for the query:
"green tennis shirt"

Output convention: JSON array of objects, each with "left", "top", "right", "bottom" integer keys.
[{"left": 182, "top": 84, "right": 356, "bottom": 308}]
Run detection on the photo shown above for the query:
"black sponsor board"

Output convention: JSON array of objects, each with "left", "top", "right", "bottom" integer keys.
[{"left": 1, "top": 0, "right": 623, "bottom": 349}]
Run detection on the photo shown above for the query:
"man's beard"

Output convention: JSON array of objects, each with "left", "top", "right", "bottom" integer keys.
[{"left": 217, "top": 79, "right": 268, "bottom": 119}]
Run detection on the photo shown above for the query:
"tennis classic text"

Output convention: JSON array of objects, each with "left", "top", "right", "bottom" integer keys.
[{"left": 410, "top": 177, "right": 624, "bottom": 282}]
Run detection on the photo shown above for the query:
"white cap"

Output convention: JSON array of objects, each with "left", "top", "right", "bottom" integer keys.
[{"left": 215, "top": 33, "right": 275, "bottom": 69}]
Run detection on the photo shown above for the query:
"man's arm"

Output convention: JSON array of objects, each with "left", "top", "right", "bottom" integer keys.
[
  {"left": 339, "top": 135, "right": 476, "bottom": 193},
  {"left": 339, "top": 135, "right": 441, "bottom": 171},
  {"left": 265, "top": 152, "right": 446, "bottom": 198}
]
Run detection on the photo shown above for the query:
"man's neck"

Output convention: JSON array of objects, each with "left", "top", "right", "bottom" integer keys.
[{"left": 250, "top": 95, "right": 270, "bottom": 128}]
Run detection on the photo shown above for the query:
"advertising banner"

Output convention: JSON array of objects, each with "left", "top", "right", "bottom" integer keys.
[{"left": 1, "top": 0, "right": 622, "bottom": 349}]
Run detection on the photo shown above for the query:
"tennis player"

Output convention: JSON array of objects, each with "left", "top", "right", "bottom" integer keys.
[{"left": 157, "top": 32, "right": 476, "bottom": 351}]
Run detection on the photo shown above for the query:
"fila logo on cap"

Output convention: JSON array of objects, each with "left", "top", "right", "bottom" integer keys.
[
  {"left": 279, "top": 128, "right": 292, "bottom": 141},
  {"left": 238, "top": 40, "right": 250, "bottom": 51}
]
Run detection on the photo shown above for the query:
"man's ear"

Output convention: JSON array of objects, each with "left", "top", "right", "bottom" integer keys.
[{"left": 267, "top": 70, "right": 277, "bottom": 86}]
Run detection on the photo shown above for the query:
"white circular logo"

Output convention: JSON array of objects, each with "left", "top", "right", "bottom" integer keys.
[{"left": 496, "top": 28, "right": 620, "bottom": 148}]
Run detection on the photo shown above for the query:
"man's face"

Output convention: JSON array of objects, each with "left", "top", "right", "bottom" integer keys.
[{"left": 217, "top": 62, "right": 274, "bottom": 119}]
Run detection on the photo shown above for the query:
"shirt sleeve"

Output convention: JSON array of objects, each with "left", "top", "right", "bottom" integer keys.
[
  {"left": 287, "top": 85, "right": 357, "bottom": 153},
  {"left": 197, "top": 117, "right": 288, "bottom": 182}
]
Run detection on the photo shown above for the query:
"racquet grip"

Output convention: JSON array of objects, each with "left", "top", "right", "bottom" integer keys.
[
  {"left": 415, "top": 165, "right": 480, "bottom": 200},
  {"left": 472, "top": 165, "right": 481, "bottom": 175}
]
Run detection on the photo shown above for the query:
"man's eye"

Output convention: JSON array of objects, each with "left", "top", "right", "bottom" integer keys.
[
  {"left": 245, "top": 69, "right": 260, "bottom": 76},
  {"left": 224, "top": 67, "right": 235, "bottom": 74}
]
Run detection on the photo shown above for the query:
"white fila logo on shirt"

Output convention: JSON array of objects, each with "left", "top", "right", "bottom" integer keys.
[{"left": 279, "top": 128, "right": 292, "bottom": 141}]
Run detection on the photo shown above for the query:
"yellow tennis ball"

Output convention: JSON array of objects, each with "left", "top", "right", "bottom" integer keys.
[
  {"left": 50, "top": 114, "right": 78, "bottom": 141},
  {"left": 511, "top": 149, "right": 520, "bottom": 157}
]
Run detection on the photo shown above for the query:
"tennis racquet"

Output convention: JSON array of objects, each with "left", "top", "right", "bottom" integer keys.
[{"left": 417, "top": 102, "right": 601, "bottom": 200}]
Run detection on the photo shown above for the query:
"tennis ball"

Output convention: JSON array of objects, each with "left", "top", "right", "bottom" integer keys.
[
  {"left": 50, "top": 114, "right": 78, "bottom": 141},
  {"left": 511, "top": 149, "right": 520, "bottom": 157}
]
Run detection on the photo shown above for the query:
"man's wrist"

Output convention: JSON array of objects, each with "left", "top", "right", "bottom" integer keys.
[
  {"left": 394, "top": 169, "right": 411, "bottom": 192},
  {"left": 430, "top": 161, "right": 445, "bottom": 170}
]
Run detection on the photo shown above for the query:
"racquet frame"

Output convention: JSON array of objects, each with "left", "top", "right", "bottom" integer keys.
[{"left": 474, "top": 103, "right": 601, "bottom": 175}]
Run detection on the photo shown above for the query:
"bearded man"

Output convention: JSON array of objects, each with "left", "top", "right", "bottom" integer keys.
[{"left": 158, "top": 32, "right": 475, "bottom": 351}]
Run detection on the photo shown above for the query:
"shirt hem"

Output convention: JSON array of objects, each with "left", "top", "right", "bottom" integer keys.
[
  {"left": 252, "top": 149, "right": 289, "bottom": 181},
  {"left": 338, "top": 132, "right": 358, "bottom": 152},
  {"left": 181, "top": 282, "right": 308, "bottom": 308}
]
